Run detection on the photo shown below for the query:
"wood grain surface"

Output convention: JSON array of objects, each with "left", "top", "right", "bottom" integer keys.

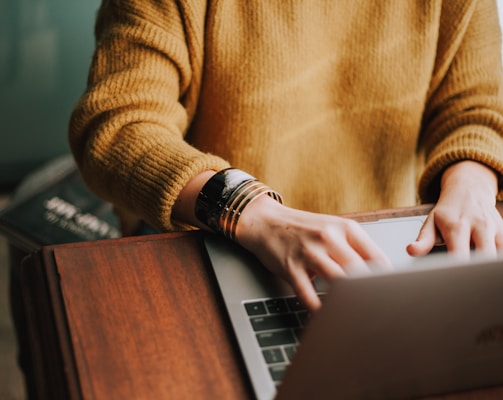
[{"left": 20, "top": 205, "right": 503, "bottom": 399}]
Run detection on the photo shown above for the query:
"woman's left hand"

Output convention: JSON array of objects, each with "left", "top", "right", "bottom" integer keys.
[{"left": 407, "top": 160, "right": 503, "bottom": 258}]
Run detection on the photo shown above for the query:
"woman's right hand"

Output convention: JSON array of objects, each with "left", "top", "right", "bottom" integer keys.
[
  {"left": 173, "top": 170, "right": 391, "bottom": 312},
  {"left": 235, "top": 195, "right": 392, "bottom": 312}
]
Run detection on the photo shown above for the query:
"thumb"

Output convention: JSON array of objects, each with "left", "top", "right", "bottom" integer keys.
[{"left": 407, "top": 216, "right": 438, "bottom": 256}]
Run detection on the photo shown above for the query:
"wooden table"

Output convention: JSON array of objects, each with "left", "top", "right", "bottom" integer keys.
[{"left": 19, "top": 205, "right": 503, "bottom": 399}]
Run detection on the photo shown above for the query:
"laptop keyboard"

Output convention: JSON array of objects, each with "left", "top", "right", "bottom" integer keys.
[{"left": 244, "top": 295, "right": 324, "bottom": 384}]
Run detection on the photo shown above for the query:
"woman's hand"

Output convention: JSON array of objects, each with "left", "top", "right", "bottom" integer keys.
[
  {"left": 407, "top": 160, "right": 503, "bottom": 258},
  {"left": 173, "top": 171, "right": 389, "bottom": 312},
  {"left": 235, "top": 196, "right": 392, "bottom": 312}
]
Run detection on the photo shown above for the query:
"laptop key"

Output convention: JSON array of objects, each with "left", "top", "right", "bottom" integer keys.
[
  {"left": 269, "top": 365, "right": 288, "bottom": 382},
  {"left": 286, "top": 297, "right": 306, "bottom": 312},
  {"left": 284, "top": 345, "right": 297, "bottom": 361},
  {"left": 262, "top": 348, "right": 285, "bottom": 364},
  {"left": 297, "top": 310, "right": 310, "bottom": 326},
  {"left": 250, "top": 313, "right": 300, "bottom": 332},
  {"left": 256, "top": 329, "right": 296, "bottom": 347},
  {"left": 244, "top": 301, "right": 267, "bottom": 316},
  {"left": 265, "top": 298, "right": 288, "bottom": 314}
]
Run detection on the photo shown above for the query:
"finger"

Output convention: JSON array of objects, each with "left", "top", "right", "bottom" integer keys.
[
  {"left": 470, "top": 222, "right": 498, "bottom": 257},
  {"left": 496, "top": 229, "right": 503, "bottom": 250},
  {"left": 489, "top": 210, "right": 503, "bottom": 250},
  {"left": 346, "top": 232, "right": 392, "bottom": 270},
  {"left": 441, "top": 220, "right": 471, "bottom": 259},
  {"left": 407, "top": 215, "right": 438, "bottom": 256},
  {"left": 288, "top": 270, "right": 323, "bottom": 312},
  {"left": 318, "top": 235, "right": 376, "bottom": 276},
  {"left": 305, "top": 250, "right": 347, "bottom": 280}
]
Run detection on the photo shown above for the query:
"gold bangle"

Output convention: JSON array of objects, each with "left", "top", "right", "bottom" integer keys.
[
  {"left": 194, "top": 168, "right": 283, "bottom": 240},
  {"left": 219, "top": 180, "right": 283, "bottom": 240}
]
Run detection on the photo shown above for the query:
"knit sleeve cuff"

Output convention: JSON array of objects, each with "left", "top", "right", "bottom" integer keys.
[
  {"left": 127, "top": 140, "right": 230, "bottom": 232},
  {"left": 418, "top": 126, "right": 503, "bottom": 203}
]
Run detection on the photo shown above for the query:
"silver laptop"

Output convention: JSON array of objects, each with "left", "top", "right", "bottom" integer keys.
[{"left": 204, "top": 216, "right": 503, "bottom": 400}]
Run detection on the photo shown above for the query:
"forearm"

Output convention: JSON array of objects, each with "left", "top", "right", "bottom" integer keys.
[
  {"left": 417, "top": 0, "right": 503, "bottom": 202},
  {"left": 69, "top": 1, "right": 230, "bottom": 232}
]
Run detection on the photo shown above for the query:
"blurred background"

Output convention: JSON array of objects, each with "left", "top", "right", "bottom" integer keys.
[
  {"left": 0, "top": 1, "right": 502, "bottom": 400},
  {"left": 0, "top": 1, "right": 100, "bottom": 399},
  {"left": 0, "top": 0, "right": 100, "bottom": 189}
]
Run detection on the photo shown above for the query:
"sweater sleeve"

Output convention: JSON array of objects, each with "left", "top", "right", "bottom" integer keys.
[
  {"left": 418, "top": 0, "right": 503, "bottom": 203},
  {"left": 68, "top": 0, "right": 229, "bottom": 232}
]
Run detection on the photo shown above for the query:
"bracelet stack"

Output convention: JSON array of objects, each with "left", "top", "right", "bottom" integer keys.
[{"left": 195, "top": 168, "right": 283, "bottom": 240}]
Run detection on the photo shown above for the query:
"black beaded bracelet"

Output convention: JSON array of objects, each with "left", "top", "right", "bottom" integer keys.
[{"left": 195, "top": 168, "right": 283, "bottom": 238}]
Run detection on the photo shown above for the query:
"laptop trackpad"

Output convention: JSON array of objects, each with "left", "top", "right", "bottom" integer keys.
[
  {"left": 361, "top": 216, "right": 426, "bottom": 269},
  {"left": 312, "top": 216, "right": 426, "bottom": 292}
]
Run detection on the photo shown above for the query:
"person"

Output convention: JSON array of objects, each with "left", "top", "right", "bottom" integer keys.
[{"left": 69, "top": 0, "right": 503, "bottom": 312}]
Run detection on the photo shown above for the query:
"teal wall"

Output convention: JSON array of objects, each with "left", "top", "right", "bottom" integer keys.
[{"left": 0, "top": 0, "right": 100, "bottom": 186}]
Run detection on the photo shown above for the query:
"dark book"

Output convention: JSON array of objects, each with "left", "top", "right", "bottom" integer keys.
[{"left": 0, "top": 155, "right": 121, "bottom": 253}]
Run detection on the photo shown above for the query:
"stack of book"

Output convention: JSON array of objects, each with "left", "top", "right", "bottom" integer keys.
[{"left": 0, "top": 155, "right": 121, "bottom": 253}]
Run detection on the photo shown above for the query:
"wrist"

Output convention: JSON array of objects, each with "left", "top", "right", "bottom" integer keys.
[
  {"left": 234, "top": 194, "right": 286, "bottom": 246},
  {"left": 173, "top": 170, "right": 217, "bottom": 229},
  {"left": 441, "top": 160, "right": 498, "bottom": 198},
  {"left": 194, "top": 168, "right": 283, "bottom": 240}
]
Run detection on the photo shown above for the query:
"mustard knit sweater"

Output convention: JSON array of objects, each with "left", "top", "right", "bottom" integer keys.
[{"left": 69, "top": 0, "right": 503, "bottom": 232}]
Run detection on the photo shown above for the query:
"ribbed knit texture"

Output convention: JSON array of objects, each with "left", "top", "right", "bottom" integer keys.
[{"left": 69, "top": 0, "right": 503, "bottom": 231}]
